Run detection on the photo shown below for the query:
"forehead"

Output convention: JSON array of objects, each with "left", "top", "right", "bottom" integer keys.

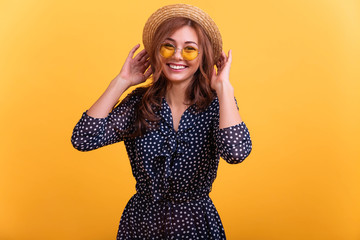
[{"left": 168, "top": 25, "right": 198, "bottom": 44}]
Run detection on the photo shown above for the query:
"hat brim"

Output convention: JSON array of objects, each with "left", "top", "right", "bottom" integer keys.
[{"left": 142, "top": 4, "right": 223, "bottom": 63}]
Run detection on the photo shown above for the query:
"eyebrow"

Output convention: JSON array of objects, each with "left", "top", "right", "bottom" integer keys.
[{"left": 165, "top": 37, "right": 198, "bottom": 46}]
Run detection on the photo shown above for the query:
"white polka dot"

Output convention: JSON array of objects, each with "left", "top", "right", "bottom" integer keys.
[{"left": 70, "top": 88, "right": 253, "bottom": 239}]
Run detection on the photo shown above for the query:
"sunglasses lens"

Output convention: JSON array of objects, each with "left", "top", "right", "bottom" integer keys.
[
  {"left": 160, "top": 44, "right": 199, "bottom": 60},
  {"left": 160, "top": 44, "right": 175, "bottom": 58},
  {"left": 182, "top": 46, "right": 198, "bottom": 61}
]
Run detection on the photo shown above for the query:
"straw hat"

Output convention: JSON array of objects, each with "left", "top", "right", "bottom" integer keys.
[{"left": 142, "top": 3, "right": 223, "bottom": 63}]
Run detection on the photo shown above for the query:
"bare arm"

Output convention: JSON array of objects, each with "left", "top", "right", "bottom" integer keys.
[
  {"left": 216, "top": 82, "right": 242, "bottom": 129},
  {"left": 86, "top": 44, "right": 152, "bottom": 118},
  {"left": 211, "top": 50, "right": 242, "bottom": 128},
  {"left": 211, "top": 50, "right": 252, "bottom": 163},
  {"left": 86, "top": 78, "right": 130, "bottom": 118},
  {"left": 71, "top": 44, "right": 152, "bottom": 151}
]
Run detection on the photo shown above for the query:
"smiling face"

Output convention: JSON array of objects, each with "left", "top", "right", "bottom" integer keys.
[{"left": 160, "top": 25, "right": 201, "bottom": 85}]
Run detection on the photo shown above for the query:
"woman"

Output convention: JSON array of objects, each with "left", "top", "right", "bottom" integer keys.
[{"left": 71, "top": 4, "right": 252, "bottom": 239}]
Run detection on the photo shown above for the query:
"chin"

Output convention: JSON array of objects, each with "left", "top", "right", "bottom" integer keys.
[
  {"left": 162, "top": 69, "right": 197, "bottom": 84},
  {"left": 164, "top": 75, "right": 193, "bottom": 84}
]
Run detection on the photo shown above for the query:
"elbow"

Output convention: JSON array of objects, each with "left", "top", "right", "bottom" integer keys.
[
  {"left": 71, "top": 139, "right": 88, "bottom": 152},
  {"left": 71, "top": 134, "right": 96, "bottom": 152},
  {"left": 71, "top": 141, "right": 96, "bottom": 152},
  {"left": 224, "top": 152, "right": 250, "bottom": 164},
  {"left": 223, "top": 142, "right": 252, "bottom": 164},
  {"left": 71, "top": 142, "right": 90, "bottom": 152}
]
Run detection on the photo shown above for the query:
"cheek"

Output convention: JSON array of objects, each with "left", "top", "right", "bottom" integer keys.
[
  {"left": 191, "top": 59, "right": 201, "bottom": 71},
  {"left": 159, "top": 59, "right": 168, "bottom": 71},
  {"left": 194, "top": 53, "right": 203, "bottom": 68}
]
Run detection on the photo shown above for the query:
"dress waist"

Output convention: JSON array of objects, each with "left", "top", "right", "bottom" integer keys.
[{"left": 135, "top": 188, "right": 210, "bottom": 204}]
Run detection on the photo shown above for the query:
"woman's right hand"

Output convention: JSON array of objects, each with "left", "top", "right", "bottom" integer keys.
[{"left": 116, "top": 44, "right": 153, "bottom": 88}]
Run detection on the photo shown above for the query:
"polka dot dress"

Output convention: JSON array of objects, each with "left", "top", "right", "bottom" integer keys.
[{"left": 71, "top": 88, "right": 252, "bottom": 239}]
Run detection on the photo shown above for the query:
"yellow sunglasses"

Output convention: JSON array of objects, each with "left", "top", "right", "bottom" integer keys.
[{"left": 160, "top": 43, "right": 200, "bottom": 61}]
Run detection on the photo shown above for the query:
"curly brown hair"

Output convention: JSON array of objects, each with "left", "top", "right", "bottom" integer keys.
[{"left": 121, "top": 17, "right": 217, "bottom": 138}]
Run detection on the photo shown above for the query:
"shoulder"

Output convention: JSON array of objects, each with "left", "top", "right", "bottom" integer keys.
[
  {"left": 111, "top": 86, "right": 148, "bottom": 114},
  {"left": 206, "top": 92, "right": 239, "bottom": 111},
  {"left": 207, "top": 92, "right": 220, "bottom": 111},
  {"left": 120, "top": 86, "right": 149, "bottom": 106},
  {"left": 194, "top": 92, "right": 219, "bottom": 119},
  {"left": 125, "top": 86, "right": 148, "bottom": 101},
  {"left": 192, "top": 89, "right": 219, "bottom": 113}
]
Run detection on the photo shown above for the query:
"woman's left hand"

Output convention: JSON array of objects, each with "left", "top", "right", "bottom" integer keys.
[{"left": 211, "top": 50, "right": 233, "bottom": 92}]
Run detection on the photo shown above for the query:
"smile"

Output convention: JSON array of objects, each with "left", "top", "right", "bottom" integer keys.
[{"left": 167, "top": 64, "right": 188, "bottom": 70}]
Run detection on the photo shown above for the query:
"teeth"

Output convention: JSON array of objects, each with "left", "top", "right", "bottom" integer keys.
[{"left": 169, "top": 64, "right": 186, "bottom": 70}]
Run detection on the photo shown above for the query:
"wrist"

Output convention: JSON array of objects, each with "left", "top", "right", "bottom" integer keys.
[
  {"left": 215, "top": 82, "right": 234, "bottom": 97},
  {"left": 112, "top": 76, "right": 131, "bottom": 91},
  {"left": 109, "top": 77, "right": 131, "bottom": 97}
]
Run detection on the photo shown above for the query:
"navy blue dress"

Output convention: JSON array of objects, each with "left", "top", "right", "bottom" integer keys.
[{"left": 71, "top": 88, "right": 252, "bottom": 239}]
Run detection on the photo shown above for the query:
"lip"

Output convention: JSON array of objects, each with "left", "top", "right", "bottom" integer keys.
[
  {"left": 167, "top": 63, "right": 187, "bottom": 67},
  {"left": 166, "top": 63, "right": 188, "bottom": 72}
]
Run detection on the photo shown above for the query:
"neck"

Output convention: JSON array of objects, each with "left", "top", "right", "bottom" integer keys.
[{"left": 165, "top": 81, "right": 190, "bottom": 108}]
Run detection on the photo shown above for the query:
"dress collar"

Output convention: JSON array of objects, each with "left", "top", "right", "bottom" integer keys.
[{"left": 159, "top": 97, "right": 199, "bottom": 134}]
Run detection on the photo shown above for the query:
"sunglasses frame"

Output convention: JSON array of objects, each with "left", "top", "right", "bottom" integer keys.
[{"left": 160, "top": 43, "right": 200, "bottom": 61}]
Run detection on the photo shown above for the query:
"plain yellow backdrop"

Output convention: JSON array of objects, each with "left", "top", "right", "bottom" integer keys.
[{"left": 1, "top": 0, "right": 359, "bottom": 239}]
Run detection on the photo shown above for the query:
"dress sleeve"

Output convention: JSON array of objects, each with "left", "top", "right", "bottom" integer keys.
[
  {"left": 212, "top": 96, "right": 253, "bottom": 164},
  {"left": 70, "top": 90, "right": 140, "bottom": 152}
]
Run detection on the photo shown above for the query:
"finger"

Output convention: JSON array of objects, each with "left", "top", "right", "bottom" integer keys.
[
  {"left": 143, "top": 66, "right": 153, "bottom": 79},
  {"left": 139, "top": 53, "right": 149, "bottom": 63},
  {"left": 134, "top": 49, "right": 147, "bottom": 61},
  {"left": 222, "top": 51, "right": 228, "bottom": 63},
  {"left": 221, "top": 51, "right": 226, "bottom": 58},
  {"left": 219, "top": 52, "right": 226, "bottom": 64},
  {"left": 216, "top": 60, "right": 220, "bottom": 69},
  {"left": 218, "top": 56, "right": 224, "bottom": 69},
  {"left": 139, "top": 61, "right": 150, "bottom": 72},
  {"left": 127, "top": 44, "right": 140, "bottom": 60},
  {"left": 227, "top": 49, "right": 232, "bottom": 64},
  {"left": 217, "top": 54, "right": 224, "bottom": 65},
  {"left": 133, "top": 51, "right": 145, "bottom": 62}
]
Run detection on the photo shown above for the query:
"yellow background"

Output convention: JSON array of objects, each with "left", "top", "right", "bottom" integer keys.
[{"left": 1, "top": 0, "right": 359, "bottom": 239}]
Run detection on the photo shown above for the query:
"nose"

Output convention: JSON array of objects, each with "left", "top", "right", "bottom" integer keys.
[{"left": 173, "top": 48, "right": 183, "bottom": 60}]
